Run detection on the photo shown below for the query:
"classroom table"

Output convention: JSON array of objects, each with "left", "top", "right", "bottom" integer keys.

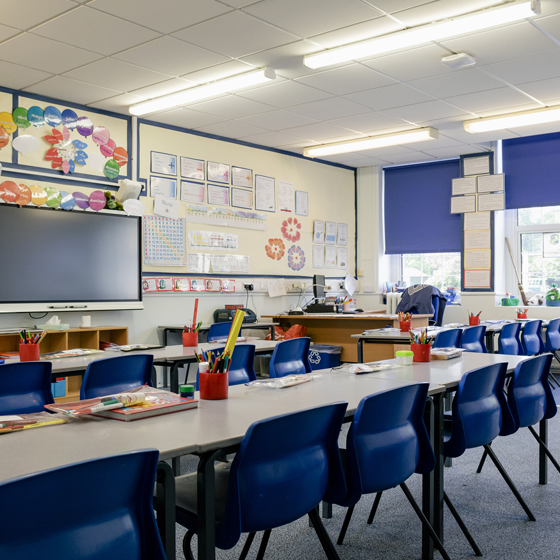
[
  {"left": 158, "top": 322, "right": 279, "bottom": 345},
  {"left": 262, "top": 312, "right": 432, "bottom": 362}
]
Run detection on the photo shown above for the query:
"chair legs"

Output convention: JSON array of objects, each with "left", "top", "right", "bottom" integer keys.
[
  {"left": 528, "top": 425, "right": 560, "bottom": 475},
  {"left": 443, "top": 491, "right": 482, "bottom": 556},
  {"left": 336, "top": 505, "right": 354, "bottom": 545},
  {"left": 476, "top": 442, "right": 490, "bottom": 474},
  {"left": 367, "top": 492, "right": 383, "bottom": 525},
  {"left": 239, "top": 532, "right": 257, "bottom": 560},
  {"left": 308, "top": 507, "right": 342, "bottom": 560},
  {"left": 182, "top": 530, "right": 196, "bottom": 560},
  {"left": 255, "top": 530, "right": 272, "bottom": 560}
]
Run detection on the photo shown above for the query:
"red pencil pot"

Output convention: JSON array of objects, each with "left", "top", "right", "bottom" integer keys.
[
  {"left": 19, "top": 343, "right": 40, "bottom": 362},
  {"left": 182, "top": 332, "right": 198, "bottom": 347},
  {"left": 469, "top": 316, "right": 480, "bottom": 326},
  {"left": 411, "top": 344, "right": 431, "bottom": 362},
  {"left": 199, "top": 372, "right": 228, "bottom": 400},
  {"left": 400, "top": 321, "right": 411, "bottom": 332},
  {"left": 517, "top": 313, "right": 527, "bottom": 319}
]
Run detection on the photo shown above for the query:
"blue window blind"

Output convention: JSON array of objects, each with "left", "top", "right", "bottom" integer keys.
[
  {"left": 384, "top": 160, "right": 461, "bottom": 254},
  {"left": 503, "top": 132, "right": 560, "bottom": 209}
]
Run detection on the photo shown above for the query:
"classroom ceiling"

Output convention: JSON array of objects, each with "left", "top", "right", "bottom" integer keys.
[{"left": 3, "top": 0, "right": 560, "bottom": 168}]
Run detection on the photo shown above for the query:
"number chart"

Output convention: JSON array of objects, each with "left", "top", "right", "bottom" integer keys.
[{"left": 143, "top": 215, "right": 186, "bottom": 266}]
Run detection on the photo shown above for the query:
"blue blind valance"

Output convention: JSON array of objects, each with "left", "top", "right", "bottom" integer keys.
[{"left": 384, "top": 160, "right": 461, "bottom": 254}]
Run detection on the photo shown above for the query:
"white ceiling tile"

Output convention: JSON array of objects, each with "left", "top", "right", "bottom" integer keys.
[
  {"left": 328, "top": 113, "right": 414, "bottom": 135},
  {"left": 237, "top": 80, "right": 333, "bottom": 108},
  {"left": 236, "top": 131, "right": 308, "bottom": 147},
  {"left": 481, "top": 50, "right": 560, "bottom": 85},
  {"left": 0, "top": 61, "right": 52, "bottom": 90},
  {"left": 441, "top": 22, "right": 558, "bottom": 66},
  {"left": 384, "top": 100, "right": 470, "bottom": 123},
  {"left": 236, "top": 109, "right": 318, "bottom": 130},
  {"left": 416, "top": 134, "right": 464, "bottom": 149},
  {"left": 0, "top": 33, "right": 102, "bottom": 74},
  {"left": 0, "top": 24, "right": 21, "bottom": 41},
  {"left": 340, "top": 156, "right": 388, "bottom": 167},
  {"left": 89, "top": 0, "right": 232, "bottom": 34},
  {"left": 275, "top": 139, "right": 320, "bottom": 149},
  {"left": 0, "top": 0, "right": 76, "bottom": 30},
  {"left": 365, "top": 1, "right": 432, "bottom": 13},
  {"left": 356, "top": 145, "right": 415, "bottom": 157},
  {"left": 288, "top": 98, "right": 370, "bottom": 120},
  {"left": 31, "top": 7, "right": 161, "bottom": 56},
  {"left": 421, "top": 145, "right": 487, "bottom": 159},
  {"left": 309, "top": 15, "right": 403, "bottom": 48},
  {"left": 181, "top": 61, "right": 257, "bottom": 84},
  {"left": 88, "top": 93, "right": 145, "bottom": 114},
  {"left": 381, "top": 152, "right": 436, "bottom": 165},
  {"left": 64, "top": 58, "right": 171, "bottom": 92},
  {"left": 148, "top": 108, "right": 227, "bottom": 129},
  {"left": 194, "top": 120, "right": 270, "bottom": 138},
  {"left": 475, "top": 102, "right": 542, "bottom": 118},
  {"left": 312, "top": 152, "right": 361, "bottom": 163},
  {"left": 504, "top": 120, "right": 560, "bottom": 138},
  {"left": 115, "top": 37, "right": 229, "bottom": 76},
  {"left": 443, "top": 87, "right": 537, "bottom": 114},
  {"left": 410, "top": 68, "right": 505, "bottom": 98},
  {"left": 129, "top": 78, "right": 196, "bottom": 99},
  {"left": 189, "top": 95, "right": 274, "bottom": 119},
  {"left": 296, "top": 64, "right": 396, "bottom": 96},
  {"left": 23, "top": 76, "right": 121, "bottom": 105},
  {"left": 516, "top": 77, "right": 560, "bottom": 102},
  {"left": 219, "top": 0, "right": 260, "bottom": 7},
  {"left": 344, "top": 83, "right": 435, "bottom": 111},
  {"left": 532, "top": 13, "right": 560, "bottom": 43},
  {"left": 443, "top": 128, "right": 520, "bottom": 143},
  {"left": 279, "top": 122, "right": 361, "bottom": 142},
  {"left": 172, "top": 11, "right": 298, "bottom": 58},
  {"left": 242, "top": 0, "right": 381, "bottom": 38}
]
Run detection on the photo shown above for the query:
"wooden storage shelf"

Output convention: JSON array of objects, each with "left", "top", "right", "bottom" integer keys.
[{"left": 0, "top": 326, "right": 128, "bottom": 403}]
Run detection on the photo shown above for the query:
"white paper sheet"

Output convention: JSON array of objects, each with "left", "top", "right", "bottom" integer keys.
[
  {"left": 464, "top": 269, "right": 491, "bottom": 288},
  {"left": 255, "top": 175, "right": 276, "bottom": 212},
  {"left": 180, "top": 180, "right": 205, "bottom": 203},
  {"left": 313, "top": 220, "right": 325, "bottom": 243},
  {"left": 337, "top": 247, "right": 348, "bottom": 269},
  {"left": 277, "top": 180, "right": 294, "bottom": 213},
  {"left": 451, "top": 195, "right": 476, "bottom": 214},
  {"left": 337, "top": 223, "right": 348, "bottom": 246},
  {"left": 464, "top": 230, "right": 491, "bottom": 250},
  {"left": 452, "top": 177, "right": 477, "bottom": 195},
  {"left": 344, "top": 274, "right": 359, "bottom": 296},
  {"left": 153, "top": 195, "right": 179, "bottom": 219},
  {"left": 295, "top": 190, "right": 309, "bottom": 216},
  {"left": 325, "top": 245, "right": 336, "bottom": 268},
  {"left": 464, "top": 211, "right": 490, "bottom": 230},
  {"left": 477, "top": 174, "right": 504, "bottom": 193},
  {"left": 267, "top": 278, "right": 287, "bottom": 297},
  {"left": 463, "top": 155, "right": 490, "bottom": 176},
  {"left": 478, "top": 192, "right": 505, "bottom": 212},
  {"left": 151, "top": 151, "right": 177, "bottom": 176},
  {"left": 464, "top": 250, "right": 491, "bottom": 268},
  {"left": 325, "top": 221, "right": 337, "bottom": 245},
  {"left": 312, "top": 245, "right": 324, "bottom": 268},
  {"left": 150, "top": 176, "right": 177, "bottom": 198}
]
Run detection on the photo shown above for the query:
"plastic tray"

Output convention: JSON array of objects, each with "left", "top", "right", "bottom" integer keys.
[{"left": 35, "top": 324, "right": 70, "bottom": 331}]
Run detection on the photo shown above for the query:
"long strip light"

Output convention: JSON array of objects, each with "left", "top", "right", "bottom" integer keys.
[
  {"left": 303, "top": 128, "right": 439, "bottom": 158},
  {"left": 304, "top": 0, "right": 540, "bottom": 69},
  {"left": 464, "top": 106, "right": 560, "bottom": 133},
  {"left": 129, "top": 68, "right": 276, "bottom": 116}
]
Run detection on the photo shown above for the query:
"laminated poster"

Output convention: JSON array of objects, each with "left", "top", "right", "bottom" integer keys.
[
  {"left": 312, "top": 245, "right": 324, "bottom": 269},
  {"left": 313, "top": 220, "right": 325, "bottom": 244}
]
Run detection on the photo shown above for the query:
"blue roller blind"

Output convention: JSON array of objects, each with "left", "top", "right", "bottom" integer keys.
[
  {"left": 503, "top": 132, "right": 560, "bottom": 209},
  {"left": 384, "top": 160, "right": 461, "bottom": 254}
]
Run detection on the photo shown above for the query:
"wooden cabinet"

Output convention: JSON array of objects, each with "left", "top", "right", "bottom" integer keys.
[{"left": 0, "top": 326, "right": 128, "bottom": 402}]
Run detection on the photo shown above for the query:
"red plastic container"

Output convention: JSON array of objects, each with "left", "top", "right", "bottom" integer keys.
[
  {"left": 469, "top": 316, "right": 480, "bottom": 326},
  {"left": 182, "top": 332, "right": 198, "bottom": 347},
  {"left": 411, "top": 344, "right": 431, "bottom": 363},
  {"left": 517, "top": 313, "right": 527, "bottom": 319},
  {"left": 19, "top": 343, "right": 40, "bottom": 362},
  {"left": 199, "top": 371, "right": 228, "bottom": 400},
  {"left": 400, "top": 321, "right": 411, "bottom": 332}
]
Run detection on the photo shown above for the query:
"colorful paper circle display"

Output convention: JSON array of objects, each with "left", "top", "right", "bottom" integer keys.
[
  {"left": 77, "top": 116, "right": 93, "bottom": 137},
  {"left": 59, "top": 191, "right": 76, "bottom": 210},
  {"left": 0, "top": 112, "right": 17, "bottom": 135},
  {"left": 113, "top": 146, "right": 129, "bottom": 166},
  {"left": 73, "top": 191, "right": 90, "bottom": 209},
  {"left": 16, "top": 184, "right": 32, "bottom": 206},
  {"left": 92, "top": 126, "right": 110, "bottom": 145},
  {"left": 0, "top": 181, "right": 20, "bottom": 203},
  {"left": 61, "top": 109, "right": 78, "bottom": 130},
  {"left": 104, "top": 159, "right": 119, "bottom": 179},
  {"left": 29, "top": 184, "right": 48, "bottom": 206},
  {"left": 88, "top": 190, "right": 106, "bottom": 212},
  {"left": 100, "top": 138, "right": 116, "bottom": 158},
  {"left": 27, "top": 106, "right": 45, "bottom": 127},
  {"left": 0, "top": 127, "right": 9, "bottom": 148},
  {"left": 45, "top": 186, "right": 62, "bottom": 208},
  {"left": 44, "top": 106, "right": 62, "bottom": 127},
  {"left": 13, "top": 107, "right": 30, "bottom": 129}
]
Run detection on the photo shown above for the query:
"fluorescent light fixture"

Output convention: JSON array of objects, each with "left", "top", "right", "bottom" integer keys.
[
  {"left": 304, "top": 0, "right": 540, "bottom": 69},
  {"left": 464, "top": 106, "right": 560, "bottom": 133},
  {"left": 303, "top": 128, "right": 439, "bottom": 158},
  {"left": 129, "top": 68, "right": 276, "bottom": 116}
]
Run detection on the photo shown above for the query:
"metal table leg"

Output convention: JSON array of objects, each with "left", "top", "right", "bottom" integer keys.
[
  {"left": 156, "top": 461, "right": 176, "bottom": 560},
  {"left": 422, "top": 396, "right": 435, "bottom": 560},
  {"left": 357, "top": 339, "right": 364, "bottom": 363},
  {"left": 539, "top": 418, "right": 548, "bottom": 485}
]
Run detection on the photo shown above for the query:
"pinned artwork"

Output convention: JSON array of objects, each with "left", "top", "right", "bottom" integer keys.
[
  {"left": 44, "top": 186, "right": 62, "bottom": 208},
  {"left": 287, "top": 245, "right": 305, "bottom": 271},
  {"left": 113, "top": 146, "right": 128, "bottom": 166},
  {"left": 0, "top": 181, "right": 20, "bottom": 203},
  {"left": 86, "top": 152, "right": 105, "bottom": 172},
  {"left": 281, "top": 216, "right": 302, "bottom": 242},
  {"left": 27, "top": 106, "right": 45, "bottom": 127},
  {"left": 44, "top": 127, "right": 88, "bottom": 174},
  {"left": 265, "top": 238, "right": 285, "bottom": 261},
  {"left": 12, "top": 135, "right": 40, "bottom": 155},
  {"left": 100, "top": 138, "right": 116, "bottom": 158},
  {"left": 123, "top": 198, "right": 145, "bottom": 216},
  {"left": 0, "top": 112, "right": 16, "bottom": 135},
  {"left": 59, "top": 191, "right": 76, "bottom": 211},
  {"left": 44, "top": 106, "right": 62, "bottom": 127},
  {"left": 88, "top": 190, "right": 106, "bottom": 212},
  {"left": 12, "top": 107, "right": 30, "bottom": 129},
  {"left": 0, "top": 127, "right": 9, "bottom": 149},
  {"left": 29, "top": 184, "right": 48, "bottom": 206},
  {"left": 104, "top": 159, "right": 119, "bottom": 179},
  {"left": 76, "top": 116, "right": 93, "bottom": 137},
  {"left": 73, "top": 191, "right": 90, "bottom": 209},
  {"left": 16, "top": 184, "right": 32, "bottom": 206},
  {"left": 92, "top": 126, "right": 110, "bottom": 146},
  {"left": 61, "top": 109, "right": 78, "bottom": 130}
]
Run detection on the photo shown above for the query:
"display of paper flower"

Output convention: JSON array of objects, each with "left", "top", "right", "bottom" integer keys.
[
  {"left": 281, "top": 216, "right": 302, "bottom": 242},
  {"left": 287, "top": 245, "right": 305, "bottom": 271},
  {"left": 265, "top": 238, "right": 285, "bottom": 260},
  {"left": 44, "top": 127, "right": 88, "bottom": 174}
]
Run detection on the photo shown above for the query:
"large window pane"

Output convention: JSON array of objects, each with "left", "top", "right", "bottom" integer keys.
[
  {"left": 402, "top": 253, "right": 460, "bottom": 291},
  {"left": 521, "top": 233, "right": 542, "bottom": 253},
  {"left": 542, "top": 206, "right": 560, "bottom": 225},
  {"left": 518, "top": 207, "right": 542, "bottom": 226},
  {"left": 422, "top": 254, "right": 442, "bottom": 276},
  {"left": 442, "top": 253, "right": 460, "bottom": 276}
]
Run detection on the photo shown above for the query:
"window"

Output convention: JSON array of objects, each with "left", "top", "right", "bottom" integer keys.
[
  {"left": 518, "top": 206, "right": 560, "bottom": 293},
  {"left": 401, "top": 253, "right": 461, "bottom": 291}
]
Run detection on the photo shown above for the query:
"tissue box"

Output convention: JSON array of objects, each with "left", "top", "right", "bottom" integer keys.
[
  {"left": 36, "top": 323, "right": 70, "bottom": 331},
  {"left": 501, "top": 298, "right": 519, "bottom": 306}
]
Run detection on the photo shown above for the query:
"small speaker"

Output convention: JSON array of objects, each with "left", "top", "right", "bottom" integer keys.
[{"left": 117, "top": 179, "right": 143, "bottom": 202}]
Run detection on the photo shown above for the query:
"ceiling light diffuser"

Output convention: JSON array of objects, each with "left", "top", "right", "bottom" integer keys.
[
  {"left": 129, "top": 68, "right": 276, "bottom": 116},
  {"left": 303, "top": 128, "right": 439, "bottom": 158},
  {"left": 464, "top": 105, "right": 560, "bottom": 133},
  {"left": 304, "top": 1, "right": 540, "bottom": 69}
]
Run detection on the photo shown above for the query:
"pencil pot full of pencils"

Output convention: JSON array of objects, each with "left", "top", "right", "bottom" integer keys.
[
  {"left": 398, "top": 312, "right": 412, "bottom": 332},
  {"left": 199, "top": 371, "right": 228, "bottom": 400},
  {"left": 182, "top": 332, "right": 198, "bottom": 347},
  {"left": 19, "top": 343, "right": 40, "bottom": 362},
  {"left": 468, "top": 316, "right": 480, "bottom": 326},
  {"left": 411, "top": 344, "right": 431, "bottom": 362}
]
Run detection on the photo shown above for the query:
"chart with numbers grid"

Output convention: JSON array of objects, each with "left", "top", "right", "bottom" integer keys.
[{"left": 143, "top": 215, "right": 186, "bottom": 266}]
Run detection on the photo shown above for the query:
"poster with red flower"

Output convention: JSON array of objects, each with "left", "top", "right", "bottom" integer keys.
[
  {"left": 287, "top": 245, "right": 305, "bottom": 271},
  {"left": 281, "top": 216, "right": 301, "bottom": 242},
  {"left": 265, "top": 238, "right": 285, "bottom": 260}
]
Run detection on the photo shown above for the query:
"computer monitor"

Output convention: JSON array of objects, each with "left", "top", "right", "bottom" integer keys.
[{"left": 313, "top": 275, "right": 325, "bottom": 300}]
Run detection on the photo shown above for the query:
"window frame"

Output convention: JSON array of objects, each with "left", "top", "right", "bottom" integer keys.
[{"left": 400, "top": 252, "right": 461, "bottom": 291}]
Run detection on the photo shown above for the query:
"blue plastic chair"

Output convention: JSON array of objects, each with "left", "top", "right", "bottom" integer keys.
[
  {"left": 323, "top": 384, "right": 451, "bottom": 560},
  {"left": 0, "top": 449, "right": 166, "bottom": 560},
  {"left": 196, "top": 344, "right": 257, "bottom": 389},
  {"left": 409, "top": 293, "right": 446, "bottom": 326},
  {"left": 521, "top": 319, "right": 545, "bottom": 356},
  {"left": 460, "top": 325, "right": 487, "bottom": 353},
  {"left": 433, "top": 328, "right": 462, "bottom": 348},
  {"left": 174, "top": 402, "right": 348, "bottom": 559},
  {"left": 445, "top": 363, "right": 535, "bottom": 527},
  {"left": 208, "top": 322, "right": 233, "bottom": 342},
  {"left": 498, "top": 322, "right": 523, "bottom": 355},
  {"left": 269, "top": 337, "right": 312, "bottom": 378},
  {"left": 0, "top": 361, "right": 54, "bottom": 414},
  {"left": 80, "top": 354, "right": 154, "bottom": 399},
  {"left": 544, "top": 318, "right": 560, "bottom": 387}
]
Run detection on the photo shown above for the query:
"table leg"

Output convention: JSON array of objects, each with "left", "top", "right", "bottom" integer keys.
[
  {"left": 486, "top": 331, "right": 495, "bottom": 353},
  {"left": 156, "top": 461, "right": 176, "bottom": 560},
  {"left": 357, "top": 339, "right": 364, "bottom": 363},
  {"left": 270, "top": 325, "right": 275, "bottom": 341},
  {"left": 164, "top": 328, "right": 169, "bottom": 346},
  {"left": 539, "top": 418, "right": 548, "bottom": 485},
  {"left": 422, "top": 397, "right": 435, "bottom": 560}
]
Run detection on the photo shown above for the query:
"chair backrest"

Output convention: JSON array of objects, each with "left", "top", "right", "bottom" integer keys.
[
  {"left": 327, "top": 383, "right": 433, "bottom": 508},
  {"left": 498, "top": 322, "right": 523, "bottom": 355},
  {"left": 508, "top": 354, "right": 557, "bottom": 429},
  {"left": 80, "top": 354, "right": 154, "bottom": 399},
  {"left": 545, "top": 318, "right": 560, "bottom": 352},
  {"left": 0, "top": 449, "right": 166, "bottom": 560},
  {"left": 216, "top": 402, "right": 347, "bottom": 549},
  {"left": 521, "top": 320, "right": 544, "bottom": 356},
  {"left": 460, "top": 325, "right": 487, "bottom": 353},
  {"left": 433, "top": 328, "right": 462, "bottom": 349},
  {"left": 208, "top": 322, "right": 233, "bottom": 342},
  {"left": 0, "top": 361, "right": 54, "bottom": 414},
  {"left": 410, "top": 294, "right": 441, "bottom": 324},
  {"left": 196, "top": 344, "right": 257, "bottom": 389},
  {"left": 444, "top": 362, "right": 514, "bottom": 458},
  {"left": 268, "top": 338, "right": 312, "bottom": 378}
]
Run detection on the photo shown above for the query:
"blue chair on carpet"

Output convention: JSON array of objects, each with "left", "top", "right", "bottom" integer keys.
[
  {"left": 269, "top": 337, "right": 312, "bottom": 378},
  {"left": 175, "top": 402, "right": 348, "bottom": 560},
  {"left": 208, "top": 322, "right": 232, "bottom": 342},
  {"left": 521, "top": 319, "right": 545, "bottom": 356},
  {"left": 323, "top": 383, "right": 451, "bottom": 560},
  {"left": 196, "top": 344, "right": 257, "bottom": 389},
  {"left": 544, "top": 318, "right": 560, "bottom": 387},
  {"left": 498, "top": 322, "right": 523, "bottom": 355},
  {"left": 0, "top": 361, "right": 54, "bottom": 414},
  {"left": 460, "top": 326, "right": 487, "bottom": 353},
  {"left": 433, "top": 328, "right": 462, "bottom": 348},
  {"left": 0, "top": 449, "right": 165, "bottom": 560},
  {"left": 80, "top": 354, "right": 154, "bottom": 399}
]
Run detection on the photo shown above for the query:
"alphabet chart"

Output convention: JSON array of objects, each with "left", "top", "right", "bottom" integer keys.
[{"left": 143, "top": 215, "right": 186, "bottom": 266}]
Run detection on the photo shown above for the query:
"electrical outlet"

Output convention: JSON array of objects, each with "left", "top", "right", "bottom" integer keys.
[
  {"left": 301, "top": 282, "right": 306, "bottom": 290},
  {"left": 286, "top": 282, "right": 301, "bottom": 293},
  {"left": 260, "top": 282, "right": 266, "bottom": 291},
  {"left": 244, "top": 283, "right": 254, "bottom": 291}
]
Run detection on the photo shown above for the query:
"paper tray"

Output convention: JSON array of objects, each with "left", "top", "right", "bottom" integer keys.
[{"left": 35, "top": 324, "right": 70, "bottom": 331}]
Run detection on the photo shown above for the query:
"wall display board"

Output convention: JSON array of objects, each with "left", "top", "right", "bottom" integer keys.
[
  {"left": 138, "top": 121, "right": 355, "bottom": 277},
  {"left": 142, "top": 215, "right": 186, "bottom": 266}
]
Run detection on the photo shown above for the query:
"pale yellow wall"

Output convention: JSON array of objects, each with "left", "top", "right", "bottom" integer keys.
[{"left": 0, "top": 91, "right": 13, "bottom": 163}]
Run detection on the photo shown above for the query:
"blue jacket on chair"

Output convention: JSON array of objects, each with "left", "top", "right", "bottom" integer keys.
[{"left": 396, "top": 284, "right": 446, "bottom": 316}]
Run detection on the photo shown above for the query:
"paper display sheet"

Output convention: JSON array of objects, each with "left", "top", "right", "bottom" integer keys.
[
  {"left": 337, "top": 247, "right": 348, "bottom": 269},
  {"left": 312, "top": 245, "right": 324, "bottom": 268},
  {"left": 153, "top": 195, "right": 179, "bottom": 219},
  {"left": 478, "top": 192, "right": 505, "bottom": 212},
  {"left": 180, "top": 157, "right": 204, "bottom": 180},
  {"left": 313, "top": 220, "right": 325, "bottom": 243},
  {"left": 464, "top": 230, "right": 491, "bottom": 250},
  {"left": 150, "top": 176, "right": 177, "bottom": 198},
  {"left": 452, "top": 177, "right": 477, "bottom": 195},
  {"left": 464, "top": 269, "right": 491, "bottom": 289},
  {"left": 325, "top": 245, "right": 336, "bottom": 268},
  {"left": 255, "top": 175, "right": 276, "bottom": 212},
  {"left": 143, "top": 215, "right": 186, "bottom": 266},
  {"left": 337, "top": 223, "right": 348, "bottom": 246},
  {"left": 464, "top": 211, "right": 490, "bottom": 231},
  {"left": 188, "top": 253, "right": 250, "bottom": 273},
  {"left": 151, "top": 151, "right": 177, "bottom": 176},
  {"left": 463, "top": 155, "right": 490, "bottom": 176},
  {"left": 451, "top": 195, "right": 476, "bottom": 214},
  {"left": 188, "top": 230, "right": 238, "bottom": 252},
  {"left": 207, "top": 161, "right": 229, "bottom": 184},
  {"left": 232, "top": 166, "right": 252, "bottom": 188},
  {"left": 267, "top": 278, "right": 287, "bottom": 298},
  {"left": 477, "top": 174, "right": 504, "bottom": 193},
  {"left": 207, "top": 184, "right": 229, "bottom": 206},
  {"left": 295, "top": 190, "right": 309, "bottom": 216},
  {"left": 277, "top": 180, "right": 294, "bottom": 213},
  {"left": 231, "top": 187, "right": 252, "bottom": 209},
  {"left": 325, "top": 221, "right": 337, "bottom": 245},
  {"left": 186, "top": 204, "right": 266, "bottom": 231},
  {"left": 180, "top": 180, "right": 205, "bottom": 203},
  {"left": 464, "top": 250, "right": 491, "bottom": 269}
]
